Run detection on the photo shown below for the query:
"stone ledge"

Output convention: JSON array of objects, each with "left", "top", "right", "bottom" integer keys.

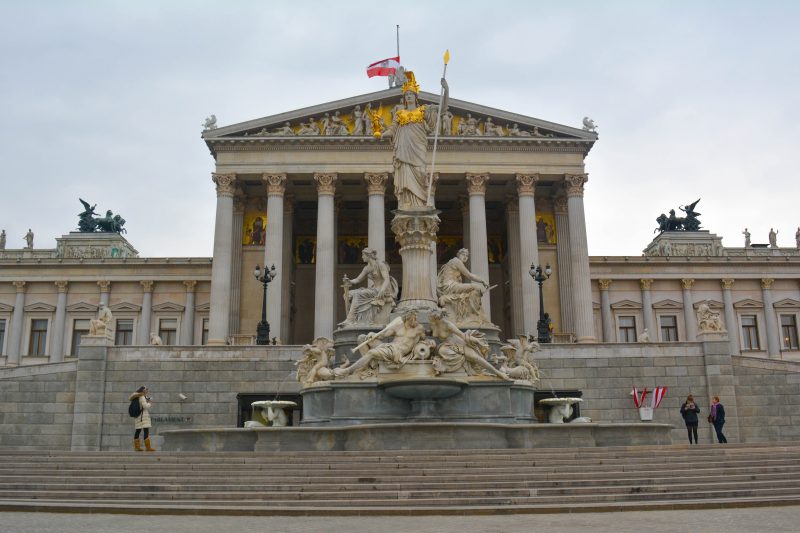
[
  {"left": 734, "top": 355, "right": 800, "bottom": 374},
  {"left": 0, "top": 361, "right": 77, "bottom": 379}
]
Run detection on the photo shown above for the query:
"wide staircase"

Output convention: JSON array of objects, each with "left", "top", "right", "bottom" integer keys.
[{"left": 1, "top": 443, "right": 800, "bottom": 515}]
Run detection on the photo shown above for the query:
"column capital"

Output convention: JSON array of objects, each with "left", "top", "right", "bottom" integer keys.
[
  {"left": 97, "top": 280, "right": 111, "bottom": 293},
  {"left": 140, "top": 280, "right": 154, "bottom": 293},
  {"left": 262, "top": 173, "right": 287, "bottom": 196},
  {"left": 314, "top": 173, "right": 337, "bottom": 196},
  {"left": 515, "top": 173, "right": 539, "bottom": 197},
  {"left": 564, "top": 173, "right": 589, "bottom": 197},
  {"left": 466, "top": 173, "right": 489, "bottom": 195},
  {"left": 761, "top": 278, "right": 774, "bottom": 289},
  {"left": 721, "top": 278, "right": 735, "bottom": 290},
  {"left": 639, "top": 279, "right": 653, "bottom": 290},
  {"left": 680, "top": 278, "right": 695, "bottom": 290},
  {"left": 183, "top": 280, "right": 197, "bottom": 293},
  {"left": 55, "top": 281, "right": 69, "bottom": 293},
  {"left": 598, "top": 279, "right": 612, "bottom": 291},
  {"left": 364, "top": 172, "right": 389, "bottom": 195},
  {"left": 12, "top": 281, "right": 26, "bottom": 292},
  {"left": 212, "top": 173, "right": 237, "bottom": 197},
  {"left": 553, "top": 192, "right": 568, "bottom": 214}
]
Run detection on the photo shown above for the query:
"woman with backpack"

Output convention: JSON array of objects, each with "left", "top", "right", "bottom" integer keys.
[
  {"left": 129, "top": 386, "right": 155, "bottom": 452},
  {"left": 680, "top": 394, "right": 701, "bottom": 444}
]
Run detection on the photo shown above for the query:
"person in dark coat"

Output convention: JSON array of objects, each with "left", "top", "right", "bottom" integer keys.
[
  {"left": 680, "top": 394, "right": 701, "bottom": 444},
  {"left": 710, "top": 396, "right": 727, "bottom": 443}
]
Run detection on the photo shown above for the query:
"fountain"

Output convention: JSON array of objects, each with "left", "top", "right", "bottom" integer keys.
[{"left": 539, "top": 397, "right": 583, "bottom": 424}]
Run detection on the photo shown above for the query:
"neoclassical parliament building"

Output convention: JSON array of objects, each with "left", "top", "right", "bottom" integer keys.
[{"left": 1, "top": 82, "right": 799, "bottom": 450}]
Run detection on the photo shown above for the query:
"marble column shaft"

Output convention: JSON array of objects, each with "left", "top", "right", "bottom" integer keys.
[
  {"left": 516, "top": 174, "right": 540, "bottom": 336},
  {"left": 314, "top": 173, "right": 337, "bottom": 338},
  {"left": 280, "top": 197, "right": 294, "bottom": 343},
  {"left": 208, "top": 173, "right": 236, "bottom": 345},
  {"left": 98, "top": 281, "right": 110, "bottom": 308},
  {"left": 228, "top": 194, "right": 244, "bottom": 336},
  {"left": 7, "top": 282, "right": 26, "bottom": 365},
  {"left": 466, "top": 173, "right": 491, "bottom": 319},
  {"left": 139, "top": 281, "right": 153, "bottom": 344},
  {"left": 263, "top": 174, "right": 287, "bottom": 338},
  {"left": 564, "top": 174, "right": 595, "bottom": 343},
  {"left": 365, "top": 173, "right": 388, "bottom": 261},
  {"left": 181, "top": 281, "right": 196, "bottom": 345},
  {"left": 721, "top": 279, "right": 740, "bottom": 356},
  {"left": 761, "top": 278, "right": 780, "bottom": 358},
  {"left": 640, "top": 279, "right": 655, "bottom": 337},
  {"left": 681, "top": 279, "right": 696, "bottom": 341},
  {"left": 51, "top": 281, "right": 69, "bottom": 363},
  {"left": 505, "top": 200, "right": 524, "bottom": 336},
  {"left": 598, "top": 280, "right": 614, "bottom": 342},
  {"left": 554, "top": 194, "right": 574, "bottom": 334}
]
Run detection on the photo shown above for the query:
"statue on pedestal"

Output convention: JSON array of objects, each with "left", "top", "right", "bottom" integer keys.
[
  {"left": 697, "top": 303, "right": 724, "bottom": 333},
  {"left": 769, "top": 228, "right": 779, "bottom": 247},
  {"left": 340, "top": 248, "right": 398, "bottom": 326},
  {"left": 429, "top": 310, "right": 509, "bottom": 379},
  {"left": 89, "top": 304, "right": 113, "bottom": 336},
  {"left": 24, "top": 229, "right": 34, "bottom": 249},
  {"left": 379, "top": 71, "right": 449, "bottom": 210},
  {"left": 437, "top": 248, "right": 489, "bottom": 326},
  {"left": 0, "top": 229, "right": 5, "bottom": 250},
  {"left": 743, "top": 228, "right": 751, "bottom": 247}
]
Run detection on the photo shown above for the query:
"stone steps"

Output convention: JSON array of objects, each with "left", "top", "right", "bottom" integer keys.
[{"left": 2, "top": 443, "right": 800, "bottom": 514}]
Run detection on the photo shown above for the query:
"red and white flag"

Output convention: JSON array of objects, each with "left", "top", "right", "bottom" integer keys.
[
  {"left": 366, "top": 56, "right": 400, "bottom": 78},
  {"left": 632, "top": 387, "right": 648, "bottom": 408},
  {"left": 651, "top": 386, "right": 667, "bottom": 409}
]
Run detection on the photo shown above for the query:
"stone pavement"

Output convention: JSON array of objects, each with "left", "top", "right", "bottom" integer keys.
[{"left": 2, "top": 506, "right": 800, "bottom": 533}]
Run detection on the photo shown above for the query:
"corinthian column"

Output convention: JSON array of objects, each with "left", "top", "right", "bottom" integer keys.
[
  {"left": 640, "top": 279, "right": 655, "bottom": 338},
  {"left": 228, "top": 192, "right": 245, "bottom": 336},
  {"left": 51, "top": 281, "right": 69, "bottom": 362},
  {"left": 314, "top": 173, "right": 337, "bottom": 338},
  {"left": 208, "top": 172, "right": 236, "bottom": 345},
  {"left": 7, "top": 281, "right": 26, "bottom": 365},
  {"left": 505, "top": 198, "right": 524, "bottom": 335},
  {"left": 564, "top": 174, "right": 595, "bottom": 343},
  {"left": 598, "top": 279, "right": 614, "bottom": 342},
  {"left": 365, "top": 173, "right": 388, "bottom": 261},
  {"left": 280, "top": 196, "right": 294, "bottom": 343},
  {"left": 181, "top": 281, "right": 197, "bottom": 345},
  {"left": 263, "top": 173, "right": 287, "bottom": 338},
  {"left": 139, "top": 280, "right": 154, "bottom": 344},
  {"left": 554, "top": 193, "right": 574, "bottom": 334},
  {"left": 681, "top": 278, "right": 696, "bottom": 341},
  {"left": 761, "top": 278, "right": 780, "bottom": 358},
  {"left": 517, "top": 174, "right": 540, "bottom": 336},
  {"left": 466, "top": 173, "right": 491, "bottom": 319},
  {"left": 721, "top": 279, "right": 740, "bottom": 356},
  {"left": 97, "top": 281, "right": 111, "bottom": 307}
]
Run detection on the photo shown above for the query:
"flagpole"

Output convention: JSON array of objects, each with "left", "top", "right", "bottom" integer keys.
[
  {"left": 396, "top": 25, "right": 400, "bottom": 58},
  {"left": 426, "top": 50, "right": 450, "bottom": 206}
]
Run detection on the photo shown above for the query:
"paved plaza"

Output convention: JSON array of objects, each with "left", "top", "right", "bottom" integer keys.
[{"left": 2, "top": 506, "right": 800, "bottom": 533}]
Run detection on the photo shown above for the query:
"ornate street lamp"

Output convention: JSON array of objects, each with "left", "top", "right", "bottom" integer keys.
[
  {"left": 254, "top": 264, "right": 277, "bottom": 345},
  {"left": 529, "top": 263, "right": 552, "bottom": 344}
]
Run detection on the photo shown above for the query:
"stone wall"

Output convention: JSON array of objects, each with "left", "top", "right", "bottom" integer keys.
[
  {"left": 732, "top": 356, "right": 800, "bottom": 441},
  {"left": 0, "top": 362, "right": 76, "bottom": 450}
]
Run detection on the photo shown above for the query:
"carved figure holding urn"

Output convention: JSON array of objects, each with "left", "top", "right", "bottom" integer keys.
[
  {"left": 437, "top": 248, "right": 490, "bottom": 326},
  {"left": 379, "top": 71, "right": 449, "bottom": 210},
  {"left": 340, "top": 248, "right": 398, "bottom": 327},
  {"left": 89, "top": 304, "right": 113, "bottom": 336},
  {"left": 697, "top": 303, "right": 724, "bottom": 333},
  {"left": 429, "top": 310, "right": 509, "bottom": 379}
]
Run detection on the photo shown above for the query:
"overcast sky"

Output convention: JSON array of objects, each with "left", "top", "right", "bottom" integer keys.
[{"left": 1, "top": 0, "right": 798, "bottom": 257}]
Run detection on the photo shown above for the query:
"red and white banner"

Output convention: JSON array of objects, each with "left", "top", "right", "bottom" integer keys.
[
  {"left": 632, "top": 387, "right": 648, "bottom": 408},
  {"left": 651, "top": 386, "right": 667, "bottom": 409},
  {"left": 366, "top": 56, "right": 400, "bottom": 78}
]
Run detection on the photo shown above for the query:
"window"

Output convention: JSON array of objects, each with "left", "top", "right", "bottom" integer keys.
[
  {"left": 618, "top": 316, "right": 637, "bottom": 343},
  {"left": 741, "top": 315, "right": 760, "bottom": 350},
  {"left": 660, "top": 315, "right": 678, "bottom": 342},
  {"left": 29, "top": 319, "right": 48, "bottom": 356},
  {"left": 70, "top": 319, "right": 91, "bottom": 356},
  {"left": 0, "top": 319, "right": 5, "bottom": 355},
  {"left": 201, "top": 318, "right": 209, "bottom": 345},
  {"left": 781, "top": 314, "right": 799, "bottom": 350},
  {"left": 159, "top": 318, "right": 177, "bottom": 346},
  {"left": 115, "top": 319, "right": 134, "bottom": 346}
]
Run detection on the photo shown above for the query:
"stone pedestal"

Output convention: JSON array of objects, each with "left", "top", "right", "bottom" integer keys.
[
  {"left": 644, "top": 231, "right": 724, "bottom": 257},
  {"left": 391, "top": 208, "right": 440, "bottom": 311},
  {"left": 55, "top": 232, "right": 139, "bottom": 259},
  {"left": 70, "top": 335, "right": 112, "bottom": 451}
]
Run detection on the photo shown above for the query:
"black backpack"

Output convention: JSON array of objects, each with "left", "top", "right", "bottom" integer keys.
[{"left": 128, "top": 398, "right": 142, "bottom": 418}]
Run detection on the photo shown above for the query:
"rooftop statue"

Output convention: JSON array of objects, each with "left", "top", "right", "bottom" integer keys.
[
  {"left": 582, "top": 116, "right": 597, "bottom": 132},
  {"left": 202, "top": 114, "right": 217, "bottom": 131},
  {"left": 655, "top": 199, "right": 702, "bottom": 233},
  {"left": 379, "top": 71, "right": 449, "bottom": 210},
  {"left": 78, "top": 199, "right": 127, "bottom": 234}
]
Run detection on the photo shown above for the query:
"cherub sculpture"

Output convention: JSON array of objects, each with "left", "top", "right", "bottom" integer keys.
[
  {"left": 295, "top": 337, "right": 343, "bottom": 386},
  {"left": 496, "top": 336, "right": 540, "bottom": 382}
]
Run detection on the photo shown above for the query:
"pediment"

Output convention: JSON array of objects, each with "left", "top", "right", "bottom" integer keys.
[
  {"left": 0, "top": 303, "right": 13, "bottom": 312},
  {"left": 653, "top": 299, "right": 683, "bottom": 309},
  {"left": 203, "top": 88, "right": 597, "bottom": 152},
  {"left": 195, "top": 302, "right": 210, "bottom": 312},
  {"left": 611, "top": 299, "right": 642, "bottom": 310},
  {"left": 774, "top": 298, "right": 800, "bottom": 309},
  {"left": 734, "top": 298, "right": 763, "bottom": 309},
  {"left": 693, "top": 299, "right": 723, "bottom": 309},
  {"left": 110, "top": 302, "right": 142, "bottom": 312},
  {"left": 66, "top": 302, "right": 98, "bottom": 312},
  {"left": 152, "top": 302, "right": 185, "bottom": 312},
  {"left": 24, "top": 302, "right": 56, "bottom": 312}
]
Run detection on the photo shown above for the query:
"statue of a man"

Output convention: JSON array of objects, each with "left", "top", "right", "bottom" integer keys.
[
  {"left": 339, "top": 312, "right": 427, "bottom": 378},
  {"left": 437, "top": 248, "right": 489, "bottom": 326},
  {"left": 796, "top": 227, "right": 800, "bottom": 249},
  {"left": 24, "top": 229, "right": 34, "bottom": 249},
  {"left": 380, "top": 71, "right": 449, "bottom": 210},
  {"left": 769, "top": 228, "right": 779, "bottom": 247},
  {"left": 0, "top": 229, "right": 5, "bottom": 250},
  {"left": 341, "top": 248, "right": 398, "bottom": 326},
  {"left": 742, "top": 228, "right": 751, "bottom": 247}
]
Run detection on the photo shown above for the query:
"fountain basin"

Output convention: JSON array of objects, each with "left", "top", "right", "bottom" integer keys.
[
  {"left": 539, "top": 397, "right": 583, "bottom": 424},
  {"left": 380, "top": 378, "right": 467, "bottom": 401}
]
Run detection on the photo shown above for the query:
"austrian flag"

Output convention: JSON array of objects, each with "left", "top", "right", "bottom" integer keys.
[{"left": 366, "top": 56, "right": 400, "bottom": 78}]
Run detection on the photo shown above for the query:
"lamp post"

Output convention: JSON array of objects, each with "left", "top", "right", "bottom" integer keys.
[
  {"left": 254, "top": 264, "right": 277, "bottom": 345},
  {"left": 529, "top": 263, "right": 552, "bottom": 343}
]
